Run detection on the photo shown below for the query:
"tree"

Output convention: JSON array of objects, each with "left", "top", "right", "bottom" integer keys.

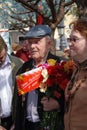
[
  {"left": 1, "top": 0, "right": 87, "bottom": 33},
  {"left": 73, "top": 0, "right": 87, "bottom": 19},
  {"left": 1, "top": 0, "right": 76, "bottom": 34},
  {"left": 14, "top": 0, "right": 75, "bottom": 33},
  {"left": 0, "top": 0, "right": 28, "bottom": 32}
]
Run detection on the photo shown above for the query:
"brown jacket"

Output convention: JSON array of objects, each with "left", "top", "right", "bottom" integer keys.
[{"left": 64, "top": 60, "right": 87, "bottom": 130}]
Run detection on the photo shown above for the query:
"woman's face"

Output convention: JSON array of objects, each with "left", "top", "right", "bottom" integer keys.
[{"left": 68, "top": 30, "right": 87, "bottom": 63}]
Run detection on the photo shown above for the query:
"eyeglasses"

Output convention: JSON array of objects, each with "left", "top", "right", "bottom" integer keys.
[{"left": 67, "top": 37, "right": 84, "bottom": 43}]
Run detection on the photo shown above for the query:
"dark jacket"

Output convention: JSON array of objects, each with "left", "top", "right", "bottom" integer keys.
[{"left": 14, "top": 52, "right": 64, "bottom": 130}]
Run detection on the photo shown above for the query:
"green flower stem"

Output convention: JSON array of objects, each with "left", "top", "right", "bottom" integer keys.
[{"left": 41, "top": 111, "right": 58, "bottom": 130}]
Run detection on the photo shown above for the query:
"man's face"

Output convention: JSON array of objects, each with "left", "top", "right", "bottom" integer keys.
[
  {"left": 0, "top": 48, "right": 7, "bottom": 67},
  {"left": 28, "top": 37, "right": 51, "bottom": 61}
]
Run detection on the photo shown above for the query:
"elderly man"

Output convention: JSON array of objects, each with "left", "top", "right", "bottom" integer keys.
[
  {"left": 14, "top": 25, "right": 64, "bottom": 130},
  {"left": 0, "top": 36, "right": 23, "bottom": 130}
]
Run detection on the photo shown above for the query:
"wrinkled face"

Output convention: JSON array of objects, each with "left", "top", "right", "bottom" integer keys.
[
  {"left": 68, "top": 30, "right": 87, "bottom": 63},
  {"left": 0, "top": 48, "right": 7, "bottom": 67},
  {"left": 28, "top": 37, "right": 51, "bottom": 62}
]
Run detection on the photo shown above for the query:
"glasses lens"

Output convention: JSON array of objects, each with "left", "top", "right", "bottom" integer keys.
[
  {"left": 73, "top": 38, "right": 77, "bottom": 42},
  {"left": 67, "top": 38, "right": 77, "bottom": 42}
]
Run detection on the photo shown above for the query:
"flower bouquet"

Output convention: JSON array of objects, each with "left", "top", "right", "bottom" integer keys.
[
  {"left": 16, "top": 59, "right": 75, "bottom": 130},
  {"left": 37, "top": 59, "right": 75, "bottom": 130}
]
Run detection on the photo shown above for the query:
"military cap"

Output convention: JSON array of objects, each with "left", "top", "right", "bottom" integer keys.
[{"left": 24, "top": 25, "right": 52, "bottom": 39}]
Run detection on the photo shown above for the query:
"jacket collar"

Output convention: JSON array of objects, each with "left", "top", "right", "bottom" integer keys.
[{"left": 77, "top": 59, "right": 87, "bottom": 70}]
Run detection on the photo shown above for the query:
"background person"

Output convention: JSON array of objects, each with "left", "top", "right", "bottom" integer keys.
[
  {"left": 65, "top": 19, "right": 87, "bottom": 130},
  {"left": 0, "top": 35, "right": 23, "bottom": 130},
  {"left": 64, "top": 48, "right": 70, "bottom": 59},
  {"left": 14, "top": 25, "right": 65, "bottom": 130},
  {"left": 11, "top": 42, "right": 22, "bottom": 56},
  {"left": 15, "top": 39, "right": 31, "bottom": 62}
]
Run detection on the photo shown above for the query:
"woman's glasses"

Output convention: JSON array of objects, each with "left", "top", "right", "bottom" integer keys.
[{"left": 67, "top": 37, "right": 84, "bottom": 43}]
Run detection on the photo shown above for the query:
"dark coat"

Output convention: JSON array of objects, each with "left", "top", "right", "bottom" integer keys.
[{"left": 14, "top": 52, "right": 65, "bottom": 130}]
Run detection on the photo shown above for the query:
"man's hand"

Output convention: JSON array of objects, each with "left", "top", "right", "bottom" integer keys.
[
  {"left": 0, "top": 126, "right": 6, "bottom": 130},
  {"left": 41, "top": 97, "right": 59, "bottom": 111}
]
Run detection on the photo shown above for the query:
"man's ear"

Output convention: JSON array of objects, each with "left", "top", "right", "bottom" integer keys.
[
  {"left": 48, "top": 37, "right": 53, "bottom": 45},
  {"left": 48, "top": 40, "right": 52, "bottom": 51}
]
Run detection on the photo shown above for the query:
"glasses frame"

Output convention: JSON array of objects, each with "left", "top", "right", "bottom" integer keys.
[{"left": 67, "top": 37, "right": 84, "bottom": 43}]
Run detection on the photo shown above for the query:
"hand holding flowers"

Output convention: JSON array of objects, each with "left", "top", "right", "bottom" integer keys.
[
  {"left": 16, "top": 58, "right": 75, "bottom": 130},
  {"left": 41, "top": 97, "right": 59, "bottom": 111},
  {"left": 38, "top": 59, "right": 75, "bottom": 130}
]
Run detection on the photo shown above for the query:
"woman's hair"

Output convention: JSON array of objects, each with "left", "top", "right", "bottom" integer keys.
[
  {"left": 69, "top": 19, "right": 87, "bottom": 38},
  {"left": 0, "top": 35, "right": 7, "bottom": 53}
]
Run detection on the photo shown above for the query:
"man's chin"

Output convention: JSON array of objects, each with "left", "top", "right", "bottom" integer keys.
[{"left": 31, "top": 54, "right": 39, "bottom": 59}]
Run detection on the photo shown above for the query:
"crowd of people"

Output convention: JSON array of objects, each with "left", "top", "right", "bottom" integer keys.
[{"left": 0, "top": 18, "right": 87, "bottom": 130}]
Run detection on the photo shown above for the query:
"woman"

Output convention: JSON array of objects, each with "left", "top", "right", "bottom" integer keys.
[{"left": 64, "top": 19, "right": 87, "bottom": 130}]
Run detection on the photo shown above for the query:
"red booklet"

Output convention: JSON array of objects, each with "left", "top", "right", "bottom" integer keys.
[{"left": 16, "top": 67, "right": 42, "bottom": 95}]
